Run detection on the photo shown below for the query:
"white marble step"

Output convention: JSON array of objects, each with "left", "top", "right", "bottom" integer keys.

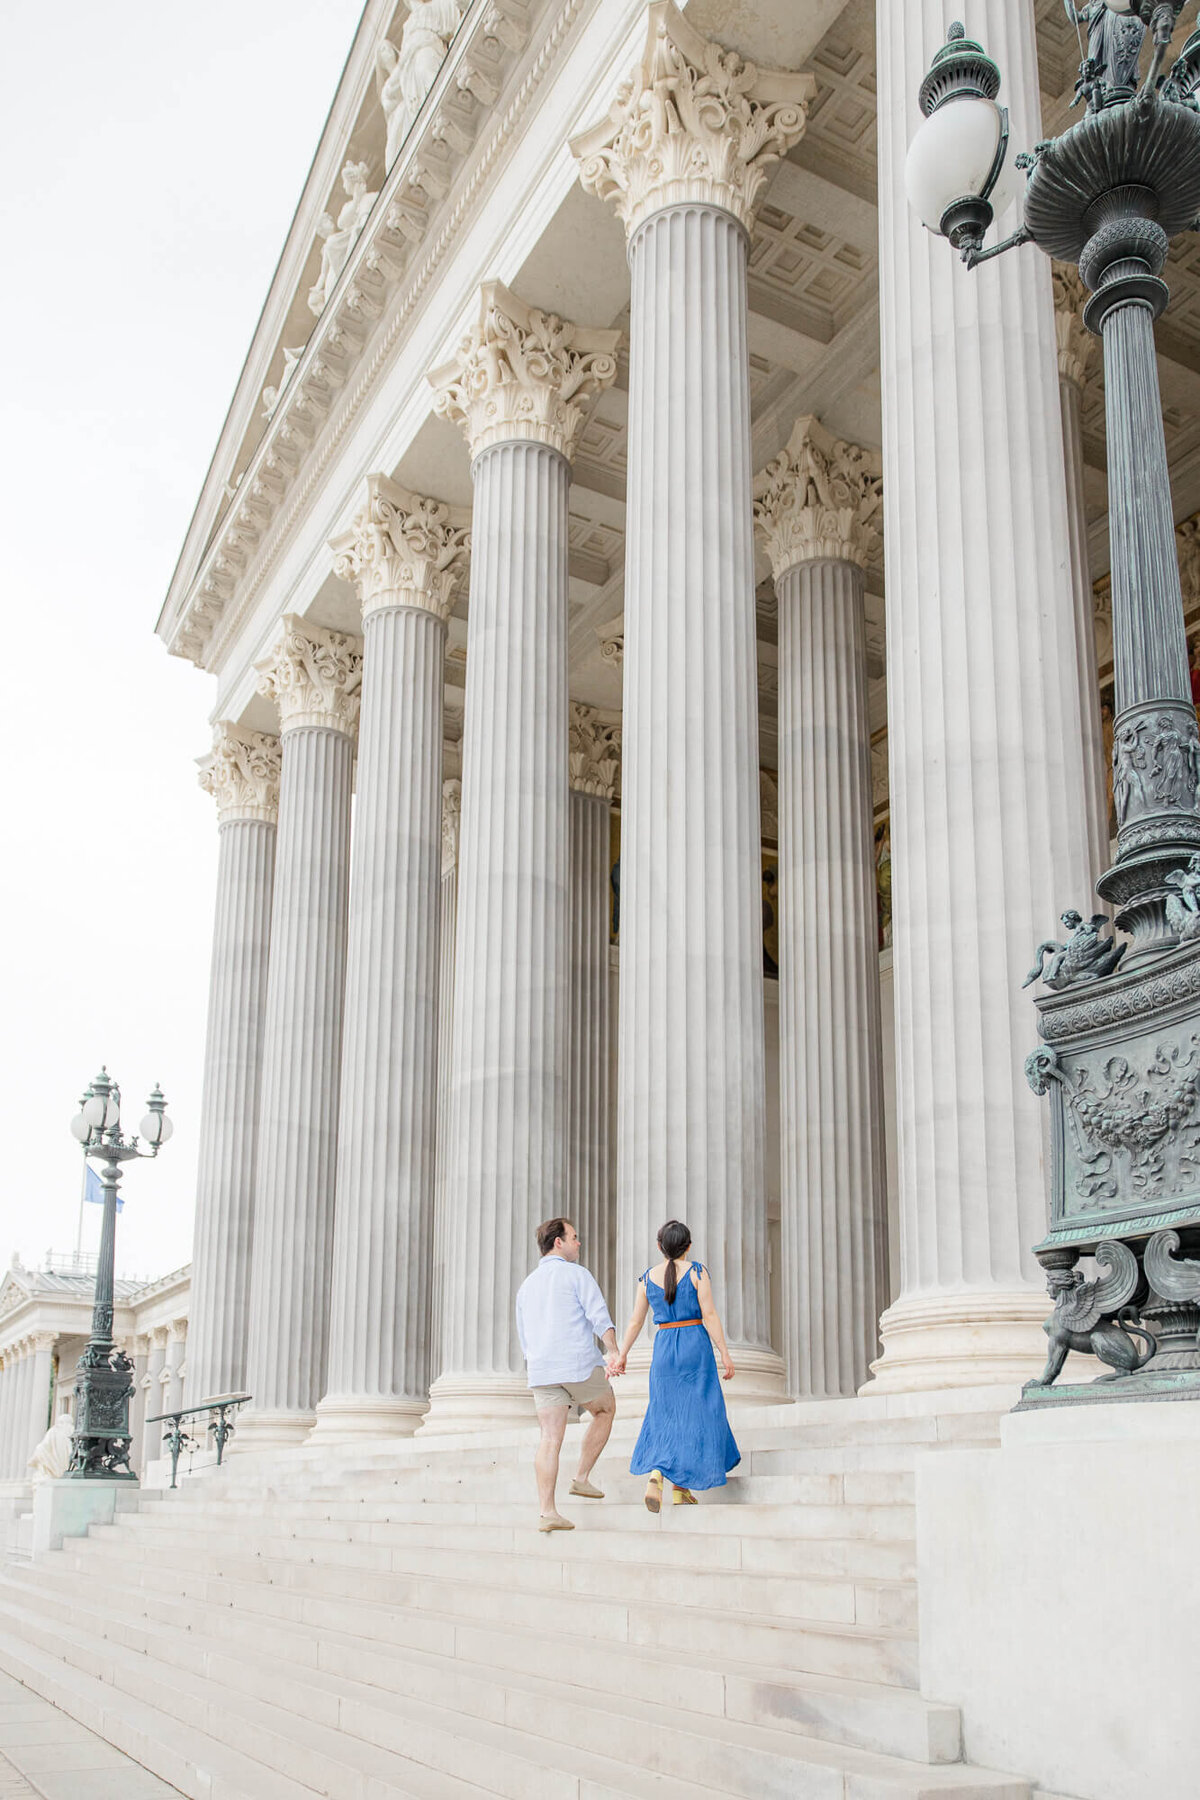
[
  {"left": 7, "top": 1555, "right": 956, "bottom": 1764},
  {"left": 0, "top": 1587, "right": 1029, "bottom": 1800},
  {"left": 40, "top": 1532, "right": 921, "bottom": 1685}
]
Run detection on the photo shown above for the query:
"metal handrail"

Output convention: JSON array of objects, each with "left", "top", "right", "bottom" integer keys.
[{"left": 145, "top": 1393, "right": 252, "bottom": 1488}]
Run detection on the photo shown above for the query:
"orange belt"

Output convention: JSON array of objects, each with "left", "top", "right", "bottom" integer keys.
[{"left": 657, "top": 1319, "right": 701, "bottom": 1329}]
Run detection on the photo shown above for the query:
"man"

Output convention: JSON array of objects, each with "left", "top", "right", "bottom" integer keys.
[{"left": 515, "top": 1217, "right": 618, "bottom": 1532}]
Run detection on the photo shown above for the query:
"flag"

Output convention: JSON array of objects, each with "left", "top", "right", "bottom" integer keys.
[{"left": 83, "top": 1165, "right": 123, "bottom": 1212}]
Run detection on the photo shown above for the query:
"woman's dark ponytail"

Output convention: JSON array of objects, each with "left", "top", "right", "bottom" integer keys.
[{"left": 658, "top": 1220, "right": 692, "bottom": 1304}]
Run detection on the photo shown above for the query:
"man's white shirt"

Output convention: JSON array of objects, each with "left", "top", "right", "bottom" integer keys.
[{"left": 515, "top": 1256, "right": 615, "bottom": 1386}]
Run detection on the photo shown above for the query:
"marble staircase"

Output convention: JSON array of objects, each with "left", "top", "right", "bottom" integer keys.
[{"left": 0, "top": 1392, "right": 1033, "bottom": 1799}]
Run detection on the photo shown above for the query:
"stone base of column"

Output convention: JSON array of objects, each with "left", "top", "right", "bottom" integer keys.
[
  {"left": 307, "top": 1396, "right": 427, "bottom": 1442},
  {"left": 231, "top": 1409, "right": 316, "bottom": 1450},
  {"left": 862, "top": 1292, "right": 1048, "bottom": 1395},
  {"left": 418, "top": 1373, "right": 536, "bottom": 1435}
]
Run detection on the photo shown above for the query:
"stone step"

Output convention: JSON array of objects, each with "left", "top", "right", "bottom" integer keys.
[
  {"left": 8, "top": 1556, "right": 956, "bottom": 1764},
  {"left": 117, "top": 1505, "right": 915, "bottom": 1577},
  {"left": 42, "top": 1535, "right": 921, "bottom": 1685},
  {"left": 0, "top": 1586, "right": 1029, "bottom": 1799},
  {"left": 83, "top": 1515, "right": 917, "bottom": 1630}
]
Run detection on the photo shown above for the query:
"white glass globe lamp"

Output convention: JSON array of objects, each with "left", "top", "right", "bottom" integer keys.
[{"left": 905, "top": 23, "right": 1019, "bottom": 256}]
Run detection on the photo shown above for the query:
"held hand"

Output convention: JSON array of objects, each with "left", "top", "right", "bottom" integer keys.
[
  {"left": 605, "top": 1353, "right": 626, "bottom": 1378},
  {"left": 721, "top": 1356, "right": 735, "bottom": 1381}
]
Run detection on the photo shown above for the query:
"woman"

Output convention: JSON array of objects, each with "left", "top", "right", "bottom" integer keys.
[{"left": 611, "top": 1220, "right": 739, "bottom": 1511}]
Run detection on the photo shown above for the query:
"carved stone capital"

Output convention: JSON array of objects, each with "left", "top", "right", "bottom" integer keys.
[
  {"left": 571, "top": 1, "right": 814, "bottom": 239},
  {"left": 429, "top": 280, "right": 620, "bottom": 460},
  {"left": 331, "top": 474, "right": 470, "bottom": 623},
  {"left": 569, "top": 703, "right": 621, "bottom": 799},
  {"left": 442, "top": 777, "right": 462, "bottom": 875},
  {"left": 255, "top": 616, "right": 363, "bottom": 737},
  {"left": 197, "top": 723, "right": 282, "bottom": 825},
  {"left": 1052, "top": 263, "right": 1097, "bottom": 391},
  {"left": 754, "top": 415, "right": 882, "bottom": 578}
]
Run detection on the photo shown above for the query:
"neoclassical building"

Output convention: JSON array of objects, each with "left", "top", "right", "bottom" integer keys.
[{"left": 157, "top": 0, "right": 1200, "bottom": 1447}]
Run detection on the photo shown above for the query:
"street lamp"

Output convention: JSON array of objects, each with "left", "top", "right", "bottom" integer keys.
[
  {"left": 68, "top": 1068, "right": 172, "bottom": 1476},
  {"left": 911, "top": 9, "right": 1200, "bottom": 1402}
]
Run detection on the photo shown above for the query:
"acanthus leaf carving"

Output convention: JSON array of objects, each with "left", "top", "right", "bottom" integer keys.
[
  {"left": 568, "top": 703, "right": 621, "bottom": 799},
  {"left": 754, "top": 415, "right": 883, "bottom": 577},
  {"left": 571, "top": 1, "right": 814, "bottom": 239},
  {"left": 442, "top": 776, "right": 462, "bottom": 873},
  {"left": 1051, "top": 262, "right": 1098, "bottom": 390},
  {"left": 197, "top": 723, "right": 282, "bottom": 826},
  {"left": 430, "top": 280, "right": 620, "bottom": 460},
  {"left": 331, "top": 473, "right": 470, "bottom": 623},
  {"left": 255, "top": 615, "right": 363, "bottom": 737}
]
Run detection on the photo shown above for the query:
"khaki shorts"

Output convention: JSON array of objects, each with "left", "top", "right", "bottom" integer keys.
[{"left": 530, "top": 1366, "right": 613, "bottom": 1413}]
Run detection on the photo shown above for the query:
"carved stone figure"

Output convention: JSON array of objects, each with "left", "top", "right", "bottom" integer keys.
[
  {"left": 1165, "top": 853, "right": 1200, "bottom": 942},
  {"left": 26, "top": 1412, "right": 73, "bottom": 1483},
  {"left": 1024, "top": 909, "right": 1127, "bottom": 991},
  {"left": 1026, "top": 1240, "right": 1155, "bottom": 1389},
  {"left": 1065, "top": 3, "right": 1146, "bottom": 93},
  {"left": 261, "top": 346, "right": 304, "bottom": 421},
  {"left": 376, "top": 1, "right": 463, "bottom": 169},
  {"left": 307, "top": 162, "right": 379, "bottom": 318}
]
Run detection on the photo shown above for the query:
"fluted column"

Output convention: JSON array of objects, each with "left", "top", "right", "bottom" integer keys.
[
  {"left": 241, "top": 618, "right": 361, "bottom": 1445},
  {"left": 574, "top": 3, "right": 812, "bottom": 1389},
  {"left": 867, "top": 0, "right": 1094, "bottom": 1390},
  {"left": 1, "top": 1350, "right": 23, "bottom": 1479},
  {"left": 23, "top": 1335, "right": 55, "bottom": 1473},
  {"left": 1054, "top": 265, "right": 1110, "bottom": 886},
  {"left": 424, "top": 282, "right": 619, "bottom": 1428},
  {"left": 754, "top": 418, "right": 889, "bottom": 1397},
  {"left": 143, "top": 1330, "right": 167, "bottom": 1462},
  {"left": 128, "top": 1335, "right": 149, "bottom": 1472},
  {"left": 188, "top": 724, "right": 280, "bottom": 1404},
  {"left": 164, "top": 1322, "right": 186, "bottom": 1416},
  {"left": 430, "top": 778, "right": 461, "bottom": 1374},
  {"left": 568, "top": 705, "right": 621, "bottom": 1301},
  {"left": 313, "top": 479, "right": 470, "bottom": 1440}
]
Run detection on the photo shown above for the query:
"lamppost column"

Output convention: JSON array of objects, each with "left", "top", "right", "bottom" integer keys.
[
  {"left": 312, "top": 479, "right": 469, "bottom": 1441},
  {"left": 568, "top": 705, "right": 621, "bottom": 1302},
  {"left": 573, "top": 3, "right": 812, "bottom": 1390},
  {"left": 188, "top": 724, "right": 280, "bottom": 1405},
  {"left": 754, "top": 417, "right": 890, "bottom": 1398},
  {"left": 1053, "top": 265, "right": 1110, "bottom": 887},
  {"left": 423, "top": 282, "right": 619, "bottom": 1429},
  {"left": 430, "top": 777, "right": 461, "bottom": 1377},
  {"left": 242, "top": 618, "right": 361, "bottom": 1446},
  {"left": 867, "top": 0, "right": 1094, "bottom": 1391}
]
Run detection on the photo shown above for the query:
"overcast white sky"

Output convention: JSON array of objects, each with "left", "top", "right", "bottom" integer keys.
[{"left": 1, "top": 2, "right": 365, "bottom": 1279}]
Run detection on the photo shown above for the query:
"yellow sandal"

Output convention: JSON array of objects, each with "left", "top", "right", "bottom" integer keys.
[
  {"left": 673, "top": 1486, "right": 698, "bottom": 1505},
  {"left": 644, "top": 1471, "right": 663, "bottom": 1514}
]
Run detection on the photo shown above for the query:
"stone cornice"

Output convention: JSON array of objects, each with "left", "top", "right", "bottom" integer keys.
[
  {"left": 1052, "top": 263, "right": 1097, "bottom": 391},
  {"left": 430, "top": 280, "right": 620, "bottom": 460},
  {"left": 161, "top": 0, "right": 565, "bottom": 671},
  {"left": 753, "top": 415, "right": 883, "bottom": 577},
  {"left": 331, "top": 474, "right": 470, "bottom": 622},
  {"left": 197, "top": 723, "right": 282, "bottom": 826},
  {"left": 571, "top": 1, "right": 814, "bottom": 239},
  {"left": 256, "top": 616, "right": 363, "bottom": 737},
  {"left": 569, "top": 702, "right": 621, "bottom": 798}
]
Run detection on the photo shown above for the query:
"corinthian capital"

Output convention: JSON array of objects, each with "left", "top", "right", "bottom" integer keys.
[
  {"left": 429, "top": 281, "right": 620, "bottom": 461},
  {"left": 1052, "top": 264, "right": 1097, "bottom": 390},
  {"left": 197, "top": 723, "right": 282, "bottom": 825},
  {"left": 571, "top": 1, "right": 814, "bottom": 239},
  {"left": 569, "top": 703, "right": 621, "bottom": 800},
  {"left": 255, "top": 615, "right": 363, "bottom": 737},
  {"left": 331, "top": 474, "right": 471, "bottom": 622},
  {"left": 754, "top": 416, "right": 882, "bottom": 579}
]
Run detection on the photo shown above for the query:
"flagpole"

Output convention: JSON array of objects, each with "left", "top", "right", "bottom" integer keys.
[{"left": 76, "top": 1157, "right": 87, "bottom": 1263}]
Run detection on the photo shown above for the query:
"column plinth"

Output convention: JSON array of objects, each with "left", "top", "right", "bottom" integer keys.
[
  {"left": 423, "top": 282, "right": 618, "bottom": 1431},
  {"left": 188, "top": 724, "right": 280, "bottom": 1405},
  {"left": 312, "top": 478, "right": 470, "bottom": 1442},
  {"left": 573, "top": 4, "right": 812, "bottom": 1392},
  {"left": 240, "top": 618, "right": 361, "bottom": 1447},
  {"left": 754, "top": 417, "right": 889, "bottom": 1398},
  {"left": 865, "top": 0, "right": 1094, "bottom": 1393}
]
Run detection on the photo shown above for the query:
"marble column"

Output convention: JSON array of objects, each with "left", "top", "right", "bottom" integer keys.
[
  {"left": 568, "top": 705, "right": 620, "bottom": 1302},
  {"left": 573, "top": 4, "right": 811, "bottom": 1390},
  {"left": 128, "top": 1334, "right": 149, "bottom": 1472},
  {"left": 0, "top": 1355, "right": 19, "bottom": 1479},
  {"left": 312, "top": 478, "right": 470, "bottom": 1440},
  {"left": 424, "top": 282, "right": 619, "bottom": 1428},
  {"left": 1053, "top": 264, "right": 1111, "bottom": 887},
  {"left": 189, "top": 724, "right": 280, "bottom": 1404},
  {"left": 23, "top": 1334, "right": 55, "bottom": 1470},
  {"left": 143, "top": 1330, "right": 167, "bottom": 1463},
  {"left": 242, "top": 618, "right": 361, "bottom": 1444},
  {"left": 165, "top": 1322, "right": 186, "bottom": 1416},
  {"left": 430, "top": 777, "right": 461, "bottom": 1379},
  {"left": 867, "top": 0, "right": 1094, "bottom": 1390},
  {"left": 754, "top": 417, "right": 889, "bottom": 1397}
]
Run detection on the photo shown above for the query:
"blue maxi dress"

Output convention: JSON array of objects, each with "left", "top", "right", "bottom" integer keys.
[{"left": 629, "top": 1262, "right": 741, "bottom": 1490}]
